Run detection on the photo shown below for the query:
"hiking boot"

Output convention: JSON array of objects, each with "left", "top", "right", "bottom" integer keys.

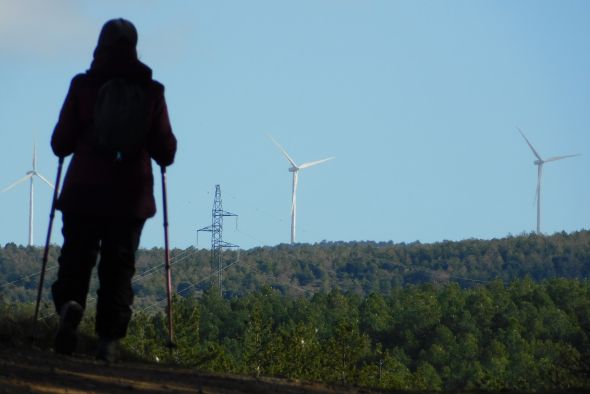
[
  {"left": 96, "top": 337, "right": 120, "bottom": 364},
  {"left": 54, "top": 300, "right": 84, "bottom": 355}
]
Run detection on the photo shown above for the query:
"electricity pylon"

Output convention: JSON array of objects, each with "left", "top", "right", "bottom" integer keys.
[{"left": 197, "top": 185, "right": 239, "bottom": 296}]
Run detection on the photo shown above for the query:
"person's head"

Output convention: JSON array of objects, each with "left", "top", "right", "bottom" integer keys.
[{"left": 93, "top": 18, "right": 138, "bottom": 61}]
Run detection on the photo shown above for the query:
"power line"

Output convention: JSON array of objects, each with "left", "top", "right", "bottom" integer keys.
[
  {"left": 0, "top": 247, "right": 197, "bottom": 292},
  {"left": 81, "top": 248, "right": 199, "bottom": 306},
  {"left": 142, "top": 255, "right": 243, "bottom": 313},
  {"left": 224, "top": 189, "right": 327, "bottom": 245},
  {"left": 39, "top": 248, "right": 200, "bottom": 321},
  {"left": 0, "top": 264, "right": 58, "bottom": 290}
]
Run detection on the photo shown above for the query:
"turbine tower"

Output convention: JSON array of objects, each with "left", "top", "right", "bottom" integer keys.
[
  {"left": 268, "top": 134, "right": 334, "bottom": 244},
  {"left": 1, "top": 143, "right": 54, "bottom": 246},
  {"left": 517, "top": 128, "right": 580, "bottom": 234}
]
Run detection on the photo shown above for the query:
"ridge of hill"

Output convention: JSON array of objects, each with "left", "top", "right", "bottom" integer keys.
[{"left": 1, "top": 230, "right": 589, "bottom": 305}]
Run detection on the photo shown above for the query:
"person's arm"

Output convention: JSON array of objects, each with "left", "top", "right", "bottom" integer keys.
[
  {"left": 51, "top": 75, "right": 84, "bottom": 158},
  {"left": 147, "top": 85, "right": 177, "bottom": 167}
]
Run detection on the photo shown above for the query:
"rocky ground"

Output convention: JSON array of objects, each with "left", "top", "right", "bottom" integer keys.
[{"left": 0, "top": 344, "right": 382, "bottom": 394}]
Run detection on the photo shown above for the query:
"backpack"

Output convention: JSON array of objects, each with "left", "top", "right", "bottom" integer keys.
[{"left": 92, "top": 78, "right": 149, "bottom": 161}]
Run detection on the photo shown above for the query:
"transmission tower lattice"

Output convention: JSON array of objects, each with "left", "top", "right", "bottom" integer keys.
[{"left": 197, "top": 185, "right": 239, "bottom": 295}]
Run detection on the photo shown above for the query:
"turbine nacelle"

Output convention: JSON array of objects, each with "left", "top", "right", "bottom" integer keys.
[
  {"left": 534, "top": 159, "right": 543, "bottom": 165},
  {"left": 289, "top": 167, "right": 298, "bottom": 172}
]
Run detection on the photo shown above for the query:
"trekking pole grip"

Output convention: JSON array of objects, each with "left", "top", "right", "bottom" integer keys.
[{"left": 161, "top": 166, "right": 169, "bottom": 229}]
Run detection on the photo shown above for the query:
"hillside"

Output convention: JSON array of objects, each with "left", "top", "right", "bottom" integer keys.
[
  {"left": 1, "top": 277, "right": 589, "bottom": 391},
  {"left": 0, "top": 344, "right": 375, "bottom": 394},
  {"left": 2, "top": 229, "right": 590, "bottom": 391},
  {"left": 1, "top": 230, "right": 589, "bottom": 306}
]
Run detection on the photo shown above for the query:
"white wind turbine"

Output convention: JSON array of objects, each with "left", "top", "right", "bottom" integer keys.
[
  {"left": 2, "top": 143, "right": 54, "bottom": 246},
  {"left": 268, "top": 134, "right": 334, "bottom": 244},
  {"left": 517, "top": 128, "right": 580, "bottom": 234}
]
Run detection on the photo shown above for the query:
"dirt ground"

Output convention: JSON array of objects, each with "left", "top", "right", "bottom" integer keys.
[{"left": 0, "top": 344, "right": 380, "bottom": 394}]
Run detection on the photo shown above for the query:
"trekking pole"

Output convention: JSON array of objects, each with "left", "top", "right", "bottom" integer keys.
[
  {"left": 161, "top": 165, "right": 175, "bottom": 348},
  {"left": 32, "top": 156, "right": 65, "bottom": 336}
]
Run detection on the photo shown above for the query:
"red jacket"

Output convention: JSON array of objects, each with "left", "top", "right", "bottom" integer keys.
[{"left": 51, "top": 61, "right": 177, "bottom": 219}]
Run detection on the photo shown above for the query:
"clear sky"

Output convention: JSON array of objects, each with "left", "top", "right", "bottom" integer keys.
[{"left": 1, "top": 0, "right": 588, "bottom": 250}]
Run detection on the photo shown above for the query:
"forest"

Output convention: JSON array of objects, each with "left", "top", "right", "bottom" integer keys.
[
  {"left": 1, "top": 278, "right": 589, "bottom": 391},
  {"left": 1, "top": 231, "right": 589, "bottom": 391},
  {"left": 1, "top": 230, "right": 589, "bottom": 305}
]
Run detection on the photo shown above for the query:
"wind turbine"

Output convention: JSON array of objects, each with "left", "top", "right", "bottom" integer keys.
[
  {"left": 517, "top": 128, "right": 580, "bottom": 234},
  {"left": 268, "top": 134, "right": 334, "bottom": 244},
  {"left": 2, "top": 143, "right": 54, "bottom": 246}
]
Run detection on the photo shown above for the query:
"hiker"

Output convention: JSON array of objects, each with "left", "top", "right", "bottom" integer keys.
[{"left": 50, "top": 18, "right": 177, "bottom": 362}]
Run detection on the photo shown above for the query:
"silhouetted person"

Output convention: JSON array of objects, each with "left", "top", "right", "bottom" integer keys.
[{"left": 50, "top": 18, "right": 177, "bottom": 362}]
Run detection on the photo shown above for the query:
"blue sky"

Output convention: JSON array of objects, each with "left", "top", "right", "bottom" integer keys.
[{"left": 1, "top": 1, "right": 588, "bottom": 250}]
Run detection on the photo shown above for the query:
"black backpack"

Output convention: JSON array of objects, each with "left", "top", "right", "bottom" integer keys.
[{"left": 92, "top": 78, "right": 149, "bottom": 160}]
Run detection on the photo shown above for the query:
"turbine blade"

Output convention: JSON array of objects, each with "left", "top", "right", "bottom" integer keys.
[
  {"left": 35, "top": 173, "right": 55, "bottom": 189},
  {"left": 267, "top": 134, "right": 298, "bottom": 168},
  {"left": 1, "top": 174, "right": 33, "bottom": 193},
  {"left": 544, "top": 153, "right": 581, "bottom": 163},
  {"left": 299, "top": 157, "right": 335, "bottom": 169},
  {"left": 517, "top": 128, "right": 543, "bottom": 161}
]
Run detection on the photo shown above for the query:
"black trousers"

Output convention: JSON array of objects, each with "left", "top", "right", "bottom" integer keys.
[{"left": 52, "top": 213, "right": 145, "bottom": 339}]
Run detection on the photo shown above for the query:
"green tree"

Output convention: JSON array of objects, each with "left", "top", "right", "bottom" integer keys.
[
  {"left": 322, "top": 320, "right": 370, "bottom": 384},
  {"left": 413, "top": 361, "right": 443, "bottom": 391}
]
